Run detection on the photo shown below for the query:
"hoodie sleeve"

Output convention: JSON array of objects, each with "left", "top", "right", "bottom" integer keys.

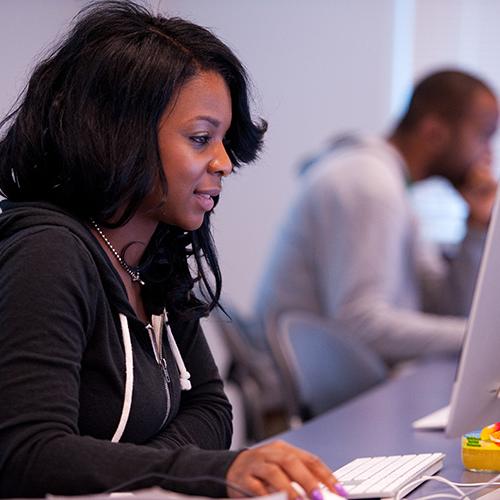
[{"left": 0, "top": 226, "right": 239, "bottom": 498}]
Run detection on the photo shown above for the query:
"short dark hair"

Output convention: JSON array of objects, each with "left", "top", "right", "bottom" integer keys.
[
  {"left": 395, "top": 69, "right": 495, "bottom": 133},
  {"left": 0, "top": 0, "right": 267, "bottom": 319}
]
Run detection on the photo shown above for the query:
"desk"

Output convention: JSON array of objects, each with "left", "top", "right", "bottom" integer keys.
[{"left": 279, "top": 358, "right": 498, "bottom": 498}]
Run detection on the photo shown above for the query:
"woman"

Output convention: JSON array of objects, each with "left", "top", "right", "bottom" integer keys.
[{"left": 0, "top": 1, "right": 345, "bottom": 498}]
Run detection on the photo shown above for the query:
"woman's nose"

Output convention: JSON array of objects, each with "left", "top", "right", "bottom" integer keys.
[{"left": 209, "top": 143, "right": 232, "bottom": 177}]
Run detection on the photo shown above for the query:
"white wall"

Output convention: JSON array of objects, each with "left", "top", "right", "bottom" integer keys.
[
  {"left": 162, "top": 0, "right": 396, "bottom": 315},
  {"left": 1, "top": 0, "right": 500, "bottom": 316},
  {"left": 0, "top": 1, "right": 83, "bottom": 117}
]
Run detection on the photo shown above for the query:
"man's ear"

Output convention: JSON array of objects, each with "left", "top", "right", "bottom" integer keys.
[{"left": 418, "top": 113, "right": 451, "bottom": 152}]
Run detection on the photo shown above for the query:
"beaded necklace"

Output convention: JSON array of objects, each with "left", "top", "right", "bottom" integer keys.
[{"left": 90, "top": 219, "right": 145, "bottom": 286}]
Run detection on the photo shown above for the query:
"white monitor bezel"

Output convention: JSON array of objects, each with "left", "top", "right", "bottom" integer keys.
[{"left": 446, "top": 192, "right": 500, "bottom": 438}]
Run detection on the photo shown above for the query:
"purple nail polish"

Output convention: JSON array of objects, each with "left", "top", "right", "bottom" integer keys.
[
  {"left": 334, "top": 483, "right": 348, "bottom": 498},
  {"left": 310, "top": 488, "right": 323, "bottom": 500}
]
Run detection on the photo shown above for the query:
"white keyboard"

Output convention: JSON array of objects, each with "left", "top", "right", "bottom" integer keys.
[{"left": 331, "top": 452, "right": 445, "bottom": 499}]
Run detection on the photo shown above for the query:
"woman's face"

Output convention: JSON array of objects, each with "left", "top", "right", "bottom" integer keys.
[{"left": 143, "top": 70, "right": 233, "bottom": 231}]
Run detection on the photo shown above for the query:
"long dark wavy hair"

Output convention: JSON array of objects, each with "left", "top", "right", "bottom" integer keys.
[{"left": 0, "top": 0, "right": 267, "bottom": 320}]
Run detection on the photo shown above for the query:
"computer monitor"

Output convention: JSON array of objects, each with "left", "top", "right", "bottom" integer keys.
[{"left": 446, "top": 192, "right": 500, "bottom": 438}]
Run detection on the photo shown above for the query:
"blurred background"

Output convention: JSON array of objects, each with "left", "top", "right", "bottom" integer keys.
[
  {"left": 2, "top": 0, "right": 500, "bottom": 314},
  {"left": 2, "top": 0, "right": 500, "bottom": 445}
]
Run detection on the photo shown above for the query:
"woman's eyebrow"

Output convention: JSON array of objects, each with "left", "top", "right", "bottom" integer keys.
[{"left": 189, "top": 115, "right": 221, "bottom": 127}]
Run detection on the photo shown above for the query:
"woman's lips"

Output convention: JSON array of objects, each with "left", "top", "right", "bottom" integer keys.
[{"left": 194, "top": 191, "right": 218, "bottom": 211}]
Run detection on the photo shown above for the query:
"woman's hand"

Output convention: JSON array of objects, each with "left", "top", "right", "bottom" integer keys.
[{"left": 226, "top": 440, "right": 347, "bottom": 499}]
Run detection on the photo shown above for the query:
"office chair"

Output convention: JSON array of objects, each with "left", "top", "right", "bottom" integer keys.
[
  {"left": 211, "top": 305, "right": 287, "bottom": 442},
  {"left": 268, "top": 311, "right": 388, "bottom": 426}
]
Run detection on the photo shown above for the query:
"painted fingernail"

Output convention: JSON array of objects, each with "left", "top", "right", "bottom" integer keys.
[
  {"left": 310, "top": 488, "right": 323, "bottom": 500},
  {"left": 334, "top": 483, "right": 348, "bottom": 498}
]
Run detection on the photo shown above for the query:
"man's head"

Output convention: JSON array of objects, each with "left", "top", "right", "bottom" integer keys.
[{"left": 393, "top": 70, "right": 498, "bottom": 186}]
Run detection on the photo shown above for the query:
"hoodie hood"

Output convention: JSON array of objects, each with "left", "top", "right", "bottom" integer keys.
[{"left": 0, "top": 200, "right": 134, "bottom": 319}]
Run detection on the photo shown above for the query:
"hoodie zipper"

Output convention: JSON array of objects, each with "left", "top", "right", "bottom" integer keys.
[{"left": 146, "top": 323, "right": 171, "bottom": 429}]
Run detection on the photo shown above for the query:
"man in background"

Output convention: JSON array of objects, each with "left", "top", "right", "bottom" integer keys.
[{"left": 255, "top": 69, "right": 498, "bottom": 365}]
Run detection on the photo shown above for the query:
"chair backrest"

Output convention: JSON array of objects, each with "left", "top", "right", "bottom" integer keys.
[
  {"left": 210, "top": 305, "right": 286, "bottom": 441},
  {"left": 269, "top": 311, "right": 388, "bottom": 424}
]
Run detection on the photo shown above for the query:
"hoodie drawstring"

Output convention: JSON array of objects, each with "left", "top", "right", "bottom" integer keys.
[
  {"left": 111, "top": 313, "right": 134, "bottom": 443},
  {"left": 112, "top": 311, "right": 191, "bottom": 442},
  {"left": 162, "top": 311, "right": 191, "bottom": 391}
]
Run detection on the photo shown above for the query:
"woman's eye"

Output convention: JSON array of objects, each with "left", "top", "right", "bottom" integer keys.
[{"left": 190, "top": 135, "right": 210, "bottom": 145}]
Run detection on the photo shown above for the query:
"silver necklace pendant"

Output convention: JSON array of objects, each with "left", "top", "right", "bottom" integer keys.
[
  {"left": 90, "top": 218, "right": 146, "bottom": 286},
  {"left": 131, "top": 274, "right": 146, "bottom": 286}
]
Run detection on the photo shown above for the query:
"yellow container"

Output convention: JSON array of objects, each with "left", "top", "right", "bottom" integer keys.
[{"left": 462, "top": 423, "right": 500, "bottom": 472}]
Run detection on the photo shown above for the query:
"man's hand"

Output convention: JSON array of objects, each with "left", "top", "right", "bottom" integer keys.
[{"left": 458, "top": 162, "right": 497, "bottom": 229}]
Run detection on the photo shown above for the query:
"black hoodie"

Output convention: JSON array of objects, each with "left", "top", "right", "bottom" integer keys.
[{"left": 0, "top": 201, "right": 237, "bottom": 498}]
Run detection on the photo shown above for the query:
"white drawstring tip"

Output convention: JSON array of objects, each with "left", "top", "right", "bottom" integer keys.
[
  {"left": 180, "top": 372, "right": 191, "bottom": 391},
  {"left": 163, "top": 310, "right": 192, "bottom": 392}
]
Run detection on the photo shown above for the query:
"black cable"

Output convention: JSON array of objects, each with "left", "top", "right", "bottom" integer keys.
[{"left": 102, "top": 472, "right": 255, "bottom": 498}]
